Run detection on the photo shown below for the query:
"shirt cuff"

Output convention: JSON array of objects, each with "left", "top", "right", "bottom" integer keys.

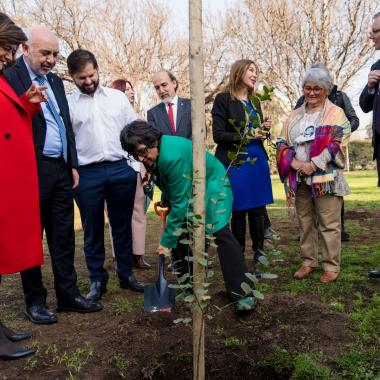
[{"left": 368, "top": 87, "right": 376, "bottom": 95}]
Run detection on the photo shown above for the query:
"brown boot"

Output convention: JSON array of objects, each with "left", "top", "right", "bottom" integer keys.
[
  {"left": 133, "top": 255, "right": 151, "bottom": 269},
  {"left": 320, "top": 271, "right": 338, "bottom": 283},
  {"left": 293, "top": 266, "right": 314, "bottom": 279}
]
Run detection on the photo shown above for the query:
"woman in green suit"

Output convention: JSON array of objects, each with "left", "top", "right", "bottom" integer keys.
[{"left": 120, "top": 120, "right": 255, "bottom": 311}]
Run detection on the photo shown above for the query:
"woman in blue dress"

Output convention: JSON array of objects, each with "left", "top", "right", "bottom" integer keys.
[{"left": 211, "top": 59, "right": 274, "bottom": 273}]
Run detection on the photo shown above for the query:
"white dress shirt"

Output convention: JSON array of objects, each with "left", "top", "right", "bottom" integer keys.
[
  {"left": 67, "top": 86, "right": 138, "bottom": 166},
  {"left": 164, "top": 95, "right": 178, "bottom": 130}
]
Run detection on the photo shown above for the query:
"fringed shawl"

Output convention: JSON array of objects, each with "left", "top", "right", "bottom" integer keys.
[{"left": 277, "top": 100, "right": 350, "bottom": 203}]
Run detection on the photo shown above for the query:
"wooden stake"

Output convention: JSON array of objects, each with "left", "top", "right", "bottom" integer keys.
[{"left": 189, "top": 0, "right": 206, "bottom": 379}]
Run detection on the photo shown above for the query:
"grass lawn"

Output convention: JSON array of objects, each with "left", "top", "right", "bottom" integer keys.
[{"left": 1, "top": 170, "right": 379, "bottom": 379}]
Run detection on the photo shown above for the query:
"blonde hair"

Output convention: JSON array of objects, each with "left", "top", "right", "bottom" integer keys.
[{"left": 227, "top": 59, "right": 258, "bottom": 100}]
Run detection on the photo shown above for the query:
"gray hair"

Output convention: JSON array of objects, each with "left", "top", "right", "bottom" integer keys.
[{"left": 302, "top": 67, "right": 333, "bottom": 93}]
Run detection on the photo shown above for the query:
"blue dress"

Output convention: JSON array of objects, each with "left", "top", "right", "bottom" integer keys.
[{"left": 226, "top": 100, "right": 273, "bottom": 211}]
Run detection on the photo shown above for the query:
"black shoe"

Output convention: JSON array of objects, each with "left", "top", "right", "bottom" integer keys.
[
  {"left": 264, "top": 227, "right": 274, "bottom": 239},
  {"left": 25, "top": 305, "right": 57, "bottom": 325},
  {"left": 0, "top": 321, "right": 32, "bottom": 342},
  {"left": 0, "top": 346, "right": 36, "bottom": 360},
  {"left": 341, "top": 231, "right": 350, "bottom": 242},
  {"left": 369, "top": 269, "right": 380, "bottom": 278},
  {"left": 86, "top": 281, "right": 107, "bottom": 302},
  {"left": 119, "top": 274, "right": 144, "bottom": 292},
  {"left": 133, "top": 256, "right": 152, "bottom": 269},
  {"left": 57, "top": 296, "right": 103, "bottom": 313}
]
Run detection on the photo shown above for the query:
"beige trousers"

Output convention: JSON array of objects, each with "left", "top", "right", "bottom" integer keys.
[{"left": 295, "top": 182, "right": 342, "bottom": 273}]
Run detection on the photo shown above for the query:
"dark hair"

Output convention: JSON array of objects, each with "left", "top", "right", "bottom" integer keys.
[
  {"left": 67, "top": 49, "right": 98, "bottom": 75},
  {"left": 0, "top": 12, "right": 27, "bottom": 48},
  {"left": 110, "top": 79, "right": 133, "bottom": 93},
  {"left": 120, "top": 120, "right": 162, "bottom": 154}
]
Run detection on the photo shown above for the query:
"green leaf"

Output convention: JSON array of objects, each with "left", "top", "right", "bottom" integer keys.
[
  {"left": 245, "top": 272, "right": 259, "bottom": 283},
  {"left": 227, "top": 151, "right": 237, "bottom": 161},
  {"left": 228, "top": 118, "right": 236, "bottom": 126},
  {"left": 252, "top": 290, "right": 265, "bottom": 300},
  {"left": 180, "top": 239, "right": 192, "bottom": 245},
  {"left": 168, "top": 284, "right": 182, "bottom": 289},
  {"left": 197, "top": 257, "right": 208, "bottom": 266},
  {"left": 261, "top": 273, "right": 278, "bottom": 279},
  {"left": 206, "top": 270, "right": 214, "bottom": 278},
  {"left": 178, "top": 273, "right": 190, "bottom": 283},
  {"left": 195, "top": 288, "right": 207, "bottom": 295},
  {"left": 172, "top": 228, "right": 185, "bottom": 237},
  {"left": 240, "top": 281, "right": 253, "bottom": 294},
  {"left": 258, "top": 255, "right": 269, "bottom": 266},
  {"left": 184, "top": 295, "right": 195, "bottom": 303}
]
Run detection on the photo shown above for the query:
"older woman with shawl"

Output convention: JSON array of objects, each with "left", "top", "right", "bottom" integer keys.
[{"left": 277, "top": 68, "right": 350, "bottom": 283}]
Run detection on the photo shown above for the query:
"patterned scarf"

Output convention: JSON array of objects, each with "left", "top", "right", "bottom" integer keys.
[{"left": 277, "top": 100, "right": 350, "bottom": 202}]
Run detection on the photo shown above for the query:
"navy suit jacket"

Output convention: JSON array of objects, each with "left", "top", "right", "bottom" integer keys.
[
  {"left": 359, "top": 59, "right": 380, "bottom": 158},
  {"left": 147, "top": 97, "right": 192, "bottom": 140},
  {"left": 5, "top": 57, "right": 78, "bottom": 168}
]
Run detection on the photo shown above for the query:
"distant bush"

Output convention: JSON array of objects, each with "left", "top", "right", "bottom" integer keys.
[{"left": 348, "top": 141, "right": 375, "bottom": 171}]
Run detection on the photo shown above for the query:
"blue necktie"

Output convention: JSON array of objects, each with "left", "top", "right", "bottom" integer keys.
[{"left": 36, "top": 75, "right": 68, "bottom": 162}]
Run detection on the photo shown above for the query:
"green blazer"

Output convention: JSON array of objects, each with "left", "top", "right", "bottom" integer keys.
[{"left": 155, "top": 135, "right": 233, "bottom": 248}]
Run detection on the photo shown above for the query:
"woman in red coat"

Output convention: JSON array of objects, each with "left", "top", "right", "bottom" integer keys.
[{"left": 0, "top": 13, "right": 46, "bottom": 359}]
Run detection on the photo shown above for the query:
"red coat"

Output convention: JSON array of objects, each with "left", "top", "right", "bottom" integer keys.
[{"left": 0, "top": 76, "right": 43, "bottom": 274}]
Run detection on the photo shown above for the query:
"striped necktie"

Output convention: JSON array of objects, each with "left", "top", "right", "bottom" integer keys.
[{"left": 35, "top": 75, "right": 68, "bottom": 162}]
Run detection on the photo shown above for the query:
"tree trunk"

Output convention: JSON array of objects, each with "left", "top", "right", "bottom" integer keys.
[{"left": 189, "top": 0, "right": 206, "bottom": 379}]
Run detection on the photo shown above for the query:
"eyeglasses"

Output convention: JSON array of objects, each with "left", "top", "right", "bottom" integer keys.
[
  {"left": 131, "top": 145, "right": 157, "bottom": 160},
  {"left": 303, "top": 86, "right": 324, "bottom": 95},
  {"left": 368, "top": 28, "right": 380, "bottom": 38}
]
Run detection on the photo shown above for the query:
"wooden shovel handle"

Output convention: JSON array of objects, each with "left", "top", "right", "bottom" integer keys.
[{"left": 154, "top": 202, "right": 169, "bottom": 227}]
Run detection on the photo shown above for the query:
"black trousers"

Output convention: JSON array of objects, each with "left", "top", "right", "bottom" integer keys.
[
  {"left": 20, "top": 158, "right": 79, "bottom": 307},
  {"left": 231, "top": 206, "right": 266, "bottom": 252},
  {"left": 375, "top": 132, "right": 380, "bottom": 187},
  {"left": 264, "top": 207, "right": 271, "bottom": 229},
  {"left": 172, "top": 225, "right": 250, "bottom": 301}
]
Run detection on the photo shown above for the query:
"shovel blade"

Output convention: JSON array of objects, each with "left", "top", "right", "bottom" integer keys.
[
  {"left": 144, "top": 255, "right": 176, "bottom": 314},
  {"left": 144, "top": 281, "right": 176, "bottom": 313}
]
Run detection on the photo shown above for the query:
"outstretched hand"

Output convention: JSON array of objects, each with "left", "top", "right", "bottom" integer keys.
[
  {"left": 156, "top": 244, "right": 171, "bottom": 256},
  {"left": 26, "top": 83, "right": 48, "bottom": 104}
]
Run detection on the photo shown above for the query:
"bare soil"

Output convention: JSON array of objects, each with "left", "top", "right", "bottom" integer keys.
[{"left": 1, "top": 209, "right": 377, "bottom": 379}]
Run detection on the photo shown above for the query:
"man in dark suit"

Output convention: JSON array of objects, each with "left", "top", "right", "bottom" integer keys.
[
  {"left": 147, "top": 70, "right": 192, "bottom": 139},
  {"left": 5, "top": 25, "right": 102, "bottom": 323},
  {"left": 359, "top": 12, "right": 380, "bottom": 279}
]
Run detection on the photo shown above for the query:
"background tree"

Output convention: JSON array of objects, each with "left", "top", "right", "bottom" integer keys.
[{"left": 226, "top": 0, "right": 377, "bottom": 112}]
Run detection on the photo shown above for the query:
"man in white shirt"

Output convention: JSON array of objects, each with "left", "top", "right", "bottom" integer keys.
[
  {"left": 359, "top": 12, "right": 380, "bottom": 279},
  {"left": 67, "top": 49, "right": 143, "bottom": 300},
  {"left": 147, "top": 70, "right": 192, "bottom": 140}
]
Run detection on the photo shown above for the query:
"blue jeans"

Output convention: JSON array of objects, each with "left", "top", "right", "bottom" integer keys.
[{"left": 76, "top": 159, "right": 137, "bottom": 283}]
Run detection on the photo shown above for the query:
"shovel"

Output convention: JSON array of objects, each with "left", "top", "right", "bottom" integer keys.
[{"left": 144, "top": 203, "right": 176, "bottom": 314}]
